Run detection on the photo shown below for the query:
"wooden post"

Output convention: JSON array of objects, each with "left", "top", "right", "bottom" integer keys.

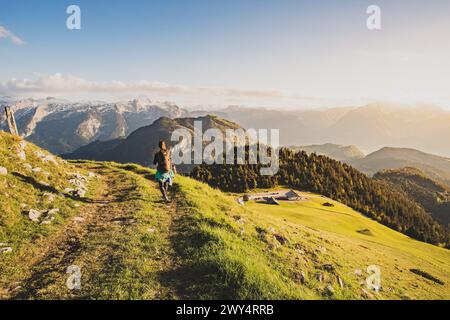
[
  {"left": 4, "top": 106, "right": 19, "bottom": 136},
  {"left": 10, "top": 108, "right": 19, "bottom": 136}
]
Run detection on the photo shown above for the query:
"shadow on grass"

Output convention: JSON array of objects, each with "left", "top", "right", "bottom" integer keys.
[
  {"left": 119, "top": 164, "right": 156, "bottom": 181},
  {"left": 11, "top": 237, "right": 84, "bottom": 300},
  {"left": 12, "top": 172, "right": 138, "bottom": 204},
  {"left": 12, "top": 172, "right": 60, "bottom": 194},
  {"left": 155, "top": 184, "right": 240, "bottom": 299},
  {"left": 157, "top": 218, "right": 235, "bottom": 298}
]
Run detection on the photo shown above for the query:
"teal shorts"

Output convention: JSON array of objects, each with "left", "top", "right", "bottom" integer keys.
[{"left": 155, "top": 170, "right": 175, "bottom": 185}]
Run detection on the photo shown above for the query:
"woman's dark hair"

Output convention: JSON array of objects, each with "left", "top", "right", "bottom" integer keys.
[{"left": 159, "top": 140, "right": 167, "bottom": 151}]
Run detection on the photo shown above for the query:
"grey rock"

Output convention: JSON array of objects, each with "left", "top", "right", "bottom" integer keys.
[
  {"left": 47, "top": 208, "right": 60, "bottom": 215},
  {"left": 43, "top": 192, "right": 56, "bottom": 202},
  {"left": 28, "top": 208, "right": 59, "bottom": 224},
  {"left": 0, "top": 247, "right": 13, "bottom": 254},
  {"left": 34, "top": 150, "right": 58, "bottom": 165},
  {"left": 74, "top": 189, "right": 86, "bottom": 198},
  {"left": 64, "top": 187, "right": 86, "bottom": 198},
  {"left": 40, "top": 216, "right": 55, "bottom": 225},
  {"left": 28, "top": 209, "right": 44, "bottom": 222},
  {"left": 88, "top": 172, "right": 97, "bottom": 179},
  {"left": 68, "top": 172, "right": 88, "bottom": 182},
  {"left": 68, "top": 178, "right": 87, "bottom": 192},
  {"left": 17, "top": 150, "right": 26, "bottom": 161}
]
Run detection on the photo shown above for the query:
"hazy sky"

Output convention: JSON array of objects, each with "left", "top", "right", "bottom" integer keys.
[{"left": 0, "top": 0, "right": 449, "bottom": 109}]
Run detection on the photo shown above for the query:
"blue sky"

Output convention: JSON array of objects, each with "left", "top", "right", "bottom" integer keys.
[{"left": 1, "top": 0, "right": 449, "bottom": 108}]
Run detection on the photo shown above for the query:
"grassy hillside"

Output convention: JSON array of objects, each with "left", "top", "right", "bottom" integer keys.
[
  {"left": 241, "top": 191, "right": 449, "bottom": 299},
  {"left": 0, "top": 132, "right": 98, "bottom": 297},
  {"left": 1, "top": 131, "right": 449, "bottom": 299}
]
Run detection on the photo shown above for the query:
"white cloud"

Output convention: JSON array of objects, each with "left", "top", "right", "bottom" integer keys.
[
  {"left": 0, "top": 73, "right": 360, "bottom": 109},
  {"left": 0, "top": 73, "right": 291, "bottom": 99},
  {"left": 0, "top": 25, "right": 24, "bottom": 45}
]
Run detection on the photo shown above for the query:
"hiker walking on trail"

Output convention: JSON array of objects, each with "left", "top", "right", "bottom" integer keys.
[{"left": 153, "top": 140, "right": 175, "bottom": 202}]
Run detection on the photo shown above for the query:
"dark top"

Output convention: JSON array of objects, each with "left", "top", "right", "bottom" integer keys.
[{"left": 153, "top": 150, "right": 170, "bottom": 173}]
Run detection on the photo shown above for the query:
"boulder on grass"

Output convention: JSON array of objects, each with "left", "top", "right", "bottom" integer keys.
[{"left": 28, "top": 209, "right": 44, "bottom": 222}]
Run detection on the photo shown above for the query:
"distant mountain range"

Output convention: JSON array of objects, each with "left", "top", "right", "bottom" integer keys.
[
  {"left": 211, "top": 102, "right": 450, "bottom": 157},
  {"left": 291, "top": 143, "right": 365, "bottom": 162},
  {"left": 64, "top": 115, "right": 244, "bottom": 170},
  {"left": 0, "top": 97, "right": 188, "bottom": 154},
  {"left": 2, "top": 99, "right": 450, "bottom": 158},
  {"left": 374, "top": 167, "right": 450, "bottom": 228},
  {"left": 351, "top": 147, "right": 450, "bottom": 188},
  {"left": 292, "top": 143, "right": 450, "bottom": 189}
]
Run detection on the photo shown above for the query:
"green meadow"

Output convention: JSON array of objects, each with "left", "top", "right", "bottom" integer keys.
[{"left": 242, "top": 190, "right": 450, "bottom": 299}]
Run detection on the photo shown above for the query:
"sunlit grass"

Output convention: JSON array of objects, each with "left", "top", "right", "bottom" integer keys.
[{"left": 1, "top": 130, "right": 449, "bottom": 300}]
